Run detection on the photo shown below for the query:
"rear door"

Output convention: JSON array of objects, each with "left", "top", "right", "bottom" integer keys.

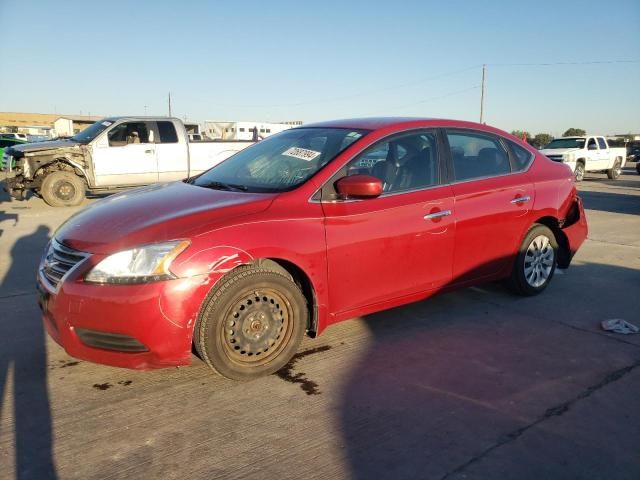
[
  {"left": 595, "top": 137, "right": 611, "bottom": 169},
  {"left": 322, "top": 129, "right": 455, "bottom": 316},
  {"left": 92, "top": 121, "right": 158, "bottom": 187},
  {"left": 156, "top": 120, "right": 189, "bottom": 182},
  {"left": 445, "top": 129, "right": 534, "bottom": 284}
]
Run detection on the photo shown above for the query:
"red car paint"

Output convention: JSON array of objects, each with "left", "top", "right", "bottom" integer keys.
[{"left": 38, "top": 118, "right": 588, "bottom": 369}]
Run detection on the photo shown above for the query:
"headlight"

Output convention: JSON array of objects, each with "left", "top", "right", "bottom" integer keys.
[
  {"left": 564, "top": 152, "right": 575, "bottom": 163},
  {"left": 85, "top": 240, "right": 190, "bottom": 284}
]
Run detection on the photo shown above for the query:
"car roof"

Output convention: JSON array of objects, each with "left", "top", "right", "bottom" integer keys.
[{"left": 300, "top": 117, "right": 515, "bottom": 138}]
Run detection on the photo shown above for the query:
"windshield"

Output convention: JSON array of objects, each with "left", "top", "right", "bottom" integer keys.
[
  {"left": 544, "top": 138, "right": 586, "bottom": 149},
  {"left": 191, "top": 127, "right": 368, "bottom": 193},
  {"left": 70, "top": 119, "right": 115, "bottom": 144}
]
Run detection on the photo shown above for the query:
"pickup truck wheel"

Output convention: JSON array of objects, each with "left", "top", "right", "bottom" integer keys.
[
  {"left": 508, "top": 224, "right": 558, "bottom": 296},
  {"left": 574, "top": 162, "right": 585, "bottom": 182},
  {"left": 195, "top": 265, "right": 307, "bottom": 381},
  {"left": 607, "top": 159, "right": 622, "bottom": 179},
  {"left": 40, "top": 171, "right": 86, "bottom": 207}
]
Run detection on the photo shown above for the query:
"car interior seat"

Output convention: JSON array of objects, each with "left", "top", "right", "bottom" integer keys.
[{"left": 478, "top": 147, "right": 509, "bottom": 176}]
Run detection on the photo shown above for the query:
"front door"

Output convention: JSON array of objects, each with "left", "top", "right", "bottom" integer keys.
[
  {"left": 92, "top": 121, "right": 159, "bottom": 187},
  {"left": 322, "top": 129, "right": 455, "bottom": 317}
]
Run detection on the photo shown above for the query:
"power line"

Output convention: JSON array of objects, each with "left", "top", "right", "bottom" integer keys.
[
  {"left": 488, "top": 60, "right": 639, "bottom": 67},
  {"left": 205, "top": 65, "right": 480, "bottom": 109},
  {"left": 363, "top": 85, "right": 481, "bottom": 115}
]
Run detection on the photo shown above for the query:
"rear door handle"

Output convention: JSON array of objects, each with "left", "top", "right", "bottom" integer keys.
[
  {"left": 424, "top": 209, "right": 452, "bottom": 220},
  {"left": 510, "top": 195, "right": 530, "bottom": 204}
]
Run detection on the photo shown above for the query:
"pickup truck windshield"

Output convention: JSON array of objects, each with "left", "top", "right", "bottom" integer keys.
[
  {"left": 70, "top": 119, "right": 114, "bottom": 144},
  {"left": 545, "top": 138, "right": 586, "bottom": 149},
  {"left": 191, "top": 127, "right": 368, "bottom": 193}
]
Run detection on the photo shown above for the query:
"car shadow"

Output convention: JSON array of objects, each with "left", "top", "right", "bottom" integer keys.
[
  {"left": 338, "top": 261, "right": 640, "bottom": 479},
  {"left": 0, "top": 224, "right": 58, "bottom": 479},
  {"left": 579, "top": 189, "right": 640, "bottom": 215}
]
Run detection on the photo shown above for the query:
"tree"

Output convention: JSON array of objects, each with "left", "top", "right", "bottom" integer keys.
[
  {"left": 562, "top": 128, "right": 586, "bottom": 137},
  {"left": 531, "top": 133, "right": 554, "bottom": 148},
  {"left": 511, "top": 130, "right": 531, "bottom": 142}
]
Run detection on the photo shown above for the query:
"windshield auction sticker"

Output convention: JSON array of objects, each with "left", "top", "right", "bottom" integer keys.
[{"left": 282, "top": 147, "right": 321, "bottom": 162}]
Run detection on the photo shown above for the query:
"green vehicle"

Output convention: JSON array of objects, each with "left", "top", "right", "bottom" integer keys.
[{"left": 0, "top": 136, "right": 28, "bottom": 170}]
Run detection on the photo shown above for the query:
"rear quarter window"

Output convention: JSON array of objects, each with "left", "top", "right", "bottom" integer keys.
[{"left": 508, "top": 141, "right": 534, "bottom": 171}]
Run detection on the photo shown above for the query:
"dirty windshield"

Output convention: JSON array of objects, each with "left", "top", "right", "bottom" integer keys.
[
  {"left": 191, "top": 127, "right": 367, "bottom": 193},
  {"left": 70, "top": 119, "right": 114, "bottom": 144}
]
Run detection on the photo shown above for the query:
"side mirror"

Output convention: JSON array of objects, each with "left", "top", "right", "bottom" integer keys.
[{"left": 335, "top": 174, "right": 383, "bottom": 199}]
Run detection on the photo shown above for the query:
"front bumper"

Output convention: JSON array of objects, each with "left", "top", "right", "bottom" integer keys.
[{"left": 38, "top": 265, "right": 219, "bottom": 369}]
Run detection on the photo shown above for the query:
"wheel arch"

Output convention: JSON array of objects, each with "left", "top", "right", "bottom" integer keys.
[
  {"left": 532, "top": 215, "right": 571, "bottom": 268},
  {"left": 249, "top": 258, "right": 319, "bottom": 337},
  {"left": 35, "top": 158, "right": 88, "bottom": 184}
]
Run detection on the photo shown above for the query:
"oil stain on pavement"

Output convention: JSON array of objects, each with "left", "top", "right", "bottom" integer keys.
[{"left": 275, "top": 345, "right": 331, "bottom": 395}]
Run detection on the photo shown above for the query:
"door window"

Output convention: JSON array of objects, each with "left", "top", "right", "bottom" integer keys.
[
  {"left": 108, "top": 122, "right": 152, "bottom": 146},
  {"left": 446, "top": 131, "right": 510, "bottom": 181},
  {"left": 157, "top": 121, "right": 178, "bottom": 143},
  {"left": 342, "top": 130, "right": 440, "bottom": 194},
  {"left": 597, "top": 137, "right": 607, "bottom": 150},
  {"left": 587, "top": 138, "right": 598, "bottom": 150}
]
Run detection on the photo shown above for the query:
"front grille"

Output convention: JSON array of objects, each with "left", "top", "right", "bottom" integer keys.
[
  {"left": 40, "top": 239, "right": 89, "bottom": 289},
  {"left": 547, "top": 155, "right": 564, "bottom": 162}
]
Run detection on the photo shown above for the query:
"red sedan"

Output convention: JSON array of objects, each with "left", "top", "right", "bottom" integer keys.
[{"left": 38, "top": 118, "right": 588, "bottom": 380}]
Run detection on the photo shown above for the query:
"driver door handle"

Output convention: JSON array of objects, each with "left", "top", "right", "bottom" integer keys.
[{"left": 145, "top": 149, "right": 155, "bottom": 154}]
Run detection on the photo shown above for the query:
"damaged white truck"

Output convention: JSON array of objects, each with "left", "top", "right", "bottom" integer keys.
[{"left": 2, "top": 117, "right": 254, "bottom": 206}]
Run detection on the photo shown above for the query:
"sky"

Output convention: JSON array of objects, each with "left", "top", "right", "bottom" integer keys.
[{"left": 1, "top": 0, "right": 638, "bottom": 136}]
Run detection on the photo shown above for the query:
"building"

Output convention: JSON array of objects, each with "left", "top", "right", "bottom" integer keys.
[
  {"left": 0, "top": 112, "right": 102, "bottom": 138},
  {"left": 203, "top": 121, "right": 303, "bottom": 141},
  {"left": 53, "top": 115, "right": 102, "bottom": 137}
]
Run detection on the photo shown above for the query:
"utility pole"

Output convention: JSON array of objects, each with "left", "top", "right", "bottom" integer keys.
[
  {"left": 168, "top": 92, "right": 172, "bottom": 117},
  {"left": 479, "top": 64, "right": 486, "bottom": 124}
]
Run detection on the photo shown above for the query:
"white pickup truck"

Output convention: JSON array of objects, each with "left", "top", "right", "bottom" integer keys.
[
  {"left": 540, "top": 136, "right": 627, "bottom": 182},
  {"left": 2, "top": 117, "right": 254, "bottom": 206}
]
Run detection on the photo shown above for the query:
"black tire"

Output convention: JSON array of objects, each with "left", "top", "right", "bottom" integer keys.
[
  {"left": 508, "top": 224, "right": 558, "bottom": 296},
  {"left": 574, "top": 162, "right": 585, "bottom": 182},
  {"left": 194, "top": 265, "right": 307, "bottom": 380},
  {"left": 636, "top": 162, "right": 640, "bottom": 175},
  {"left": 40, "top": 171, "right": 86, "bottom": 207},
  {"left": 607, "top": 159, "right": 622, "bottom": 179}
]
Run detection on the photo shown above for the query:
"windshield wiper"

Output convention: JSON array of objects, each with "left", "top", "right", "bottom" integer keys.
[{"left": 200, "top": 181, "right": 248, "bottom": 192}]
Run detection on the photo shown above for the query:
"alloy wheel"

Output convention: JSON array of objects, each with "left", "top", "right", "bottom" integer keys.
[{"left": 524, "top": 235, "right": 555, "bottom": 288}]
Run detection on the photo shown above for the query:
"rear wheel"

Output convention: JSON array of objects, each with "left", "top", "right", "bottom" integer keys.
[
  {"left": 194, "top": 265, "right": 307, "bottom": 380},
  {"left": 508, "top": 224, "right": 558, "bottom": 296},
  {"left": 40, "top": 171, "right": 86, "bottom": 207},
  {"left": 607, "top": 159, "right": 622, "bottom": 179},
  {"left": 574, "top": 162, "right": 585, "bottom": 182}
]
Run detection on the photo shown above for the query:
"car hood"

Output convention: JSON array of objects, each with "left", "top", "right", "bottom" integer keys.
[
  {"left": 9, "top": 139, "right": 79, "bottom": 154},
  {"left": 55, "top": 181, "right": 277, "bottom": 254},
  {"left": 539, "top": 148, "right": 581, "bottom": 156}
]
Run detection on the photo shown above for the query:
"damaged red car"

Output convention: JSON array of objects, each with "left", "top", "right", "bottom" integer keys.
[{"left": 38, "top": 118, "right": 588, "bottom": 380}]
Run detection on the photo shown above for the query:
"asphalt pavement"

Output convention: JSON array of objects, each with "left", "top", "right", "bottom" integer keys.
[{"left": 0, "top": 166, "right": 639, "bottom": 480}]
